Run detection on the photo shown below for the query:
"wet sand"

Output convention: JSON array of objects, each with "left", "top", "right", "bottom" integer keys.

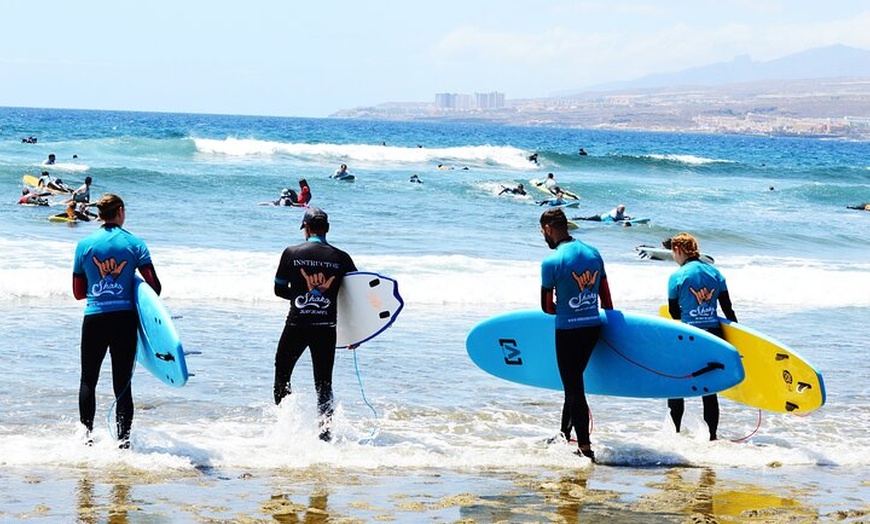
[{"left": 3, "top": 464, "right": 867, "bottom": 523}]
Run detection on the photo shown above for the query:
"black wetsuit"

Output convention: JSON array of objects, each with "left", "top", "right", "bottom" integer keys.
[
  {"left": 556, "top": 326, "right": 601, "bottom": 446},
  {"left": 273, "top": 237, "right": 356, "bottom": 439},
  {"left": 79, "top": 311, "right": 138, "bottom": 440},
  {"left": 667, "top": 325, "right": 724, "bottom": 441}
]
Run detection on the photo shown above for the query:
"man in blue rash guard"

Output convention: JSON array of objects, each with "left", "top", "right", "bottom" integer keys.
[
  {"left": 539, "top": 208, "right": 614, "bottom": 462},
  {"left": 665, "top": 232, "right": 738, "bottom": 441},
  {"left": 72, "top": 194, "right": 162, "bottom": 448},
  {"left": 273, "top": 207, "right": 357, "bottom": 442}
]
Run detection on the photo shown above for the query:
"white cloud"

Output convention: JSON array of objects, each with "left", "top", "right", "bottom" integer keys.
[{"left": 427, "top": 8, "right": 870, "bottom": 95}]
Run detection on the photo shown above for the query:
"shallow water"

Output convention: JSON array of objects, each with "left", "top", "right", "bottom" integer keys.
[{"left": 1, "top": 107, "right": 868, "bottom": 521}]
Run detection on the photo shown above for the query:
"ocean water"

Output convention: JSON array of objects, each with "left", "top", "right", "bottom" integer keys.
[{"left": 1, "top": 107, "right": 868, "bottom": 522}]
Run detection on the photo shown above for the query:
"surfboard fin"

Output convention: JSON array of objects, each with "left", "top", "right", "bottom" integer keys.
[
  {"left": 796, "top": 382, "right": 812, "bottom": 393},
  {"left": 775, "top": 353, "right": 789, "bottom": 361},
  {"left": 785, "top": 402, "right": 799, "bottom": 412}
]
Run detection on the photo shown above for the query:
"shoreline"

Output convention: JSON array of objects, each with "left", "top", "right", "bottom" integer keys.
[{"left": 4, "top": 463, "right": 867, "bottom": 522}]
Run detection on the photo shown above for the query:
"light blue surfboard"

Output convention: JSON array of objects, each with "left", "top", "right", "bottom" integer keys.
[
  {"left": 607, "top": 216, "right": 650, "bottom": 225},
  {"left": 336, "top": 272, "right": 404, "bottom": 348},
  {"left": 135, "top": 277, "right": 189, "bottom": 387},
  {"left": 466, "top": 309, "right": 744, "bottom": 398}
]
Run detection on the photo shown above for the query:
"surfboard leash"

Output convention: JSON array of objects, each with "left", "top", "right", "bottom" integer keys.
[
  {"left": 104, "top": 356, "right": 138, "bottom": 443},
  {"left": 599, "top": 337, "right": 718, "bottom": 379},
  {"left": 105, "top": 374, "right": 134, "bottom": 442},
  {"left": 730, "top": 409, "right": 763, "bottom": 443},
  {"left": 351, "top": 349, "right": 380, "bottom": 441}
]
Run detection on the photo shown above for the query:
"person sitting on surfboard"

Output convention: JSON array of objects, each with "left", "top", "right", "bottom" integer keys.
[
  {"left": 274, "top": 188, "right": 298, "bottom": 206},
  {"left": 539, "top": 207, "right": 614, "bottom": 462},
  {"left": 272, "top": 207, "right": 357, "bottom": 442},
  {"left": 296, "top": 178, "right": 311, "bottom": 205},
  {"left": 330, "top": 164, "right": 351, "bottom": 179},
  {"left": 51, "top": 201, "right": 80, "bottom": 222},
  {"left": 72, "top": 193, "right": 162, "bottom": 448},
  {"left": 542, "top": 172, "right": 557, "bottom": 190},
  {"left": 665, "top": 232, "right": 738, "bottom": 441}
]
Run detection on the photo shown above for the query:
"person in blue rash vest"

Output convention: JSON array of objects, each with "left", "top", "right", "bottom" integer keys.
[
  {"left": 72, "top": 194, "right": 162, "bottom": 449},
  {"left": 539, "top": 207, "right": 613, "bottom": 462},
  {"left": 665, "top": 232, "right": 738, "bottom": 441},
  {"left": 273, "top": 207, "right": 357, "bottom": 442}
]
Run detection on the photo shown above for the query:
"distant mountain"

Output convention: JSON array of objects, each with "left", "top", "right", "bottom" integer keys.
[{"left": 572, "top": 44, "right": 870, "bottom": 94}]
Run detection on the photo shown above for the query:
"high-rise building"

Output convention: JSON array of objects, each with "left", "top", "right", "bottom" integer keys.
[
  {"left": 437, "top": 91, "right": 505, "bottom": 110},
  {"left": 474, "top": 92, "right": 505, "bottom": 109}
]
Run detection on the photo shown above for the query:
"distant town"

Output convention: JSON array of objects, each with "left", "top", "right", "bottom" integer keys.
[{"left": 332, "top": 78, "right": 870, "bottom": 140}]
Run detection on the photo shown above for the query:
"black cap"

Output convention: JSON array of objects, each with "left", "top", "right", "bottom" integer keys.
[{"left": 300, "top": 207, "right": 328, "bottom": 229}]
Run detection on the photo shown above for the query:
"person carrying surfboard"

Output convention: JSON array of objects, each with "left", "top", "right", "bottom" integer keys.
[
  {"left": 539, "top": 207, "right": 614, "bottom": 462},
  {"left": 665, "top": 232, "right": 738, "bottom": 441},
  {"left": 72, "top": 193, "right": 162, "bottom": 449},
  {"left": 273, "top": 207, "right": 357, "bottom": 442}
]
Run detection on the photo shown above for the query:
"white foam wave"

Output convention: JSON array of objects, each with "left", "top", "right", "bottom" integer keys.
[
  {"left": 2, "top": 238, "right": 868, "bottom": 312},
  {"left": 0, "top": 394, "right": 862, "bottom": 471},
  {"left": 193, "top": 138, "right": 534, "bottom": 170},
  {"left": 645, "top": 154, "right": 733, "bottom": 165},
  {"left": 37, "top": 162, "right": 90, "bottom": 172}
]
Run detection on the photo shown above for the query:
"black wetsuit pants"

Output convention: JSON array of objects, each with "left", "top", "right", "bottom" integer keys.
[
  {"left": 667, "top": 326, "right": 724, "bottom": 441},
  {"left": 79, "top": 310, "right": 138, "bottom": 440},
  {"left": 273, "top": 323, "right": 337, "bottom": 426},
  {"left": 555, "top": 325, "right": 602, "bottom": 446}
]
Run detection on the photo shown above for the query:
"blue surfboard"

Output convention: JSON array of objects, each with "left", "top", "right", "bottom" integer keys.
[
  {"left": 575, "top": 215, "right": 651, "bottom": 226},
  {"left": 135, "top": 277, "right": 189, "bottom": 387},
  {"left": 466, "top": 309, "right": 744, "bottom": 398}
]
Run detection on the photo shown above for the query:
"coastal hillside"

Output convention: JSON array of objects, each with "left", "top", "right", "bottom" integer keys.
[{"left": 333, "top": 46, "right": 870, "bottom": 140}]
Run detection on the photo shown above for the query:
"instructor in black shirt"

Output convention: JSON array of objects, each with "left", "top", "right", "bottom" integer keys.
[{"left": 273, "top": 207, "right": 357, "bottom": 441}]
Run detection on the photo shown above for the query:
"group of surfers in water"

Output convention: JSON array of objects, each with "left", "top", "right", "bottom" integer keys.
[
  {"left": 271, "top": 178, "right": 313, "bottom": 207},
  {"left": 500, "top": 172, "right": 635, "bottom": 223},
  {"left": 18, "top": 166, "right": 96, "bottom": 222},
  {"left": 268, "top": 166, "right": 425, "bottom": 207}
]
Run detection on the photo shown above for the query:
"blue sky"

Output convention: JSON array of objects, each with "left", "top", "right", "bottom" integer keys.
[{"left": 1, "top": 1, "right": 868, "bottom": 117}]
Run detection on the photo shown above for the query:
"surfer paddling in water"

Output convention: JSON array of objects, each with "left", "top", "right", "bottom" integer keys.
[
  {"left": 273, "top": 207, "right": 357, "bottom": 441},
  {"left": 539, "top": 208, "right": 613, "bottom": 462},
  {"left": 665, "top": 233, "right": 738, "bottom": 440},
  {"left": 72, "top": 194, "right": 162, "bottom": 449}
]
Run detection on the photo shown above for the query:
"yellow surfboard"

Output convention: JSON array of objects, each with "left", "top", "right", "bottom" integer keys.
[
  {"left": 48, "top": 215, "right": 77, "bottom": 223},
  {"left": 22, "top": 174, "right": 39, "bottom": 187},
  {"left": 529, "top": 178, "right": 580, "bottom": 200},
  {"left": 659, "top": 306, "right": 825, "bottom": 414}
]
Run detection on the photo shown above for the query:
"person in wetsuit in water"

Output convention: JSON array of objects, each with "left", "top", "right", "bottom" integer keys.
[
  {"left": 272, "top": 207, "right": 357, "bottom": 442},
  {"left": 665, "top": 232, "right": 738, "bottom": 441}
]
